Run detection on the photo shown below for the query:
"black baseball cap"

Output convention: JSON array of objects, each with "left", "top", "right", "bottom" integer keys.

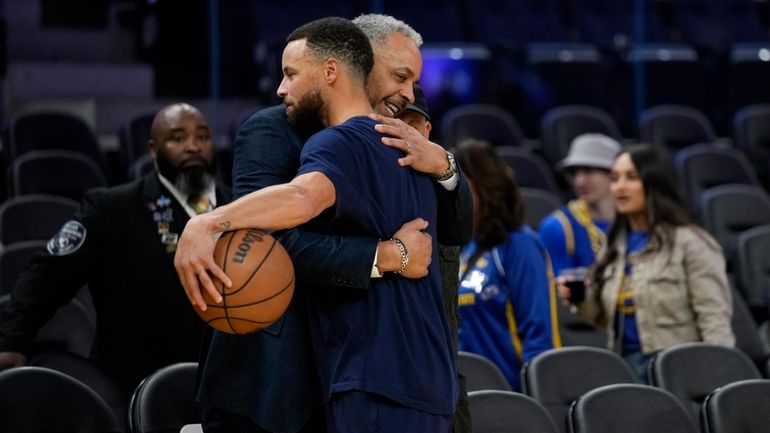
[{"left": 402, "top": 84, "right": 431, "bottom": 121}]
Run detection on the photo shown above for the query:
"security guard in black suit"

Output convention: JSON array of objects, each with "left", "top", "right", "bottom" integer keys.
[{"left": 0, "top": 103, "right": 230, "bottom": 397}]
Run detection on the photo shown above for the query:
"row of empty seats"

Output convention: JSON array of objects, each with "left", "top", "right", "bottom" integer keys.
[
  {"left": 0, "top": 357, "right": 199, "bottom": 433},
  {"left": 471, "top": 380, "right": 770, "bottom": 433},
  {"left": 2, "top": 101, "right": 769, "bottom": 205},
  {"left": 441, "top": 103, "right": 770, "bottom": 176},
  {"left": 0, "top": 106, "right": 250, "bottom": 201},
  {"left": 461, "top": 343, "right": 770, "bottom": 433},
  {"left": 1, "top": 340, "right": 768, "bottom": 432}
]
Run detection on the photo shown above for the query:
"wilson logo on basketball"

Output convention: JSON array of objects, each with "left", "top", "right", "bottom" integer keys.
[
  {"left": 232, "top": 229, "right": 264, "bottom": 264},
  {"left": 197, "top": 228, "right": 295, "bottom": 335}
]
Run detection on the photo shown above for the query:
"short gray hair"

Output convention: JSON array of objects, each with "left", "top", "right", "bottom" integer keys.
[{"left": 352, "top": 14, "right": 423, "bottom": 49}]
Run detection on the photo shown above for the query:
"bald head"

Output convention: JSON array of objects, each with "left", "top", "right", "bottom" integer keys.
[
  {"left": 148, "top": 103, "right": 215, "bottom": 195},
  {"left": 150, "top": 103, "right": 207, "bottom": 144}
]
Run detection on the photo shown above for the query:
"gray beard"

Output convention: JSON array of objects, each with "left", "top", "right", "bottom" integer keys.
[{"left": 175, "top": 168, "right": 215, "bottom": 196}]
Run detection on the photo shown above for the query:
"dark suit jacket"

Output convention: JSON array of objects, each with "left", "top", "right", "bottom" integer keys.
[
  {"left": 0, "top": 173, "right": 231, "bottom": 396},
  {"left": 198, "top": 105, "right": 473, "bottom": 432}
]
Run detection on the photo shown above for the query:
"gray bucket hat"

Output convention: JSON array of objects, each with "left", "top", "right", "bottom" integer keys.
[{"left": 556, "top": 133, "right": 622, "bottom": 171}]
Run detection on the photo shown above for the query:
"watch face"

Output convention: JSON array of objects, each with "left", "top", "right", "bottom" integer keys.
[
  {"left": 447, "top": 152, "right": 457, "bottom": 171},
  {"left": 433, "top": 151, "right": 457, "bottom": 181}
]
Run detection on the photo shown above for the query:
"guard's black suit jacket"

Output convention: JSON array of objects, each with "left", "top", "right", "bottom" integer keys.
[{"left": 0, "top": 172, "right": 231, "bottom": 396}]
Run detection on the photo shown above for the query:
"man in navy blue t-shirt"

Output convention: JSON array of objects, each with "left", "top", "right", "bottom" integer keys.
[{"left": 175, "top": 17, "right": 456, "bottom": 433}]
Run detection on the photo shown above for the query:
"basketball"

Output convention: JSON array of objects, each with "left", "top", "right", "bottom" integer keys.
[{"left": 196, "top": 228, "right": 295, "bottom": 334}]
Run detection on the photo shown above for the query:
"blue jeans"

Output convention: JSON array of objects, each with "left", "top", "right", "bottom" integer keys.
[{"left": 623, "top": 350, "right": 655, "bottom": 384}]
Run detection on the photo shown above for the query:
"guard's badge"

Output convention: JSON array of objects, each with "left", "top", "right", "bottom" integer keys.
[
  {"left": 151, "top": 195, "right": 176, "bottom": 253},
  {"left": 47, "top": 220, "right": 87, "bottom": 256}
]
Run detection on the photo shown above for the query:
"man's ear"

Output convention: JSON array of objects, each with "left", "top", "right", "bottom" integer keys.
[
  {"left": 147, "top": 139, "right": 158, "bottom": 157},
  {"left": 423, "top": 120, "right": 432, "bottom": 139},
  {"left": 323, "top": 58, "right": 340, "bottom": 83}
]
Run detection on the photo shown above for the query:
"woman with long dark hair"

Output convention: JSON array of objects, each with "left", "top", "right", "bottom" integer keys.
[
  {"left": 455, "top": 139, "right": 561, "bottom": 391},
  {"left": 571, "top": 144, "right": 734, "bottom": 380}
]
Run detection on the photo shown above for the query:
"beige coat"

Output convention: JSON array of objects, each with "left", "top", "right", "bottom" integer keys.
[{"left": 578, "top": 224, "right": 735, "bottom": 354}]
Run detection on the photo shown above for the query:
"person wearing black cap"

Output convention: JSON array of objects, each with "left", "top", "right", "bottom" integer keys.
[
  {"left": 398, "top": 84, "right": 433, "bottom": 135},
  {"left": 397, "top": 84, "right": 472, "bottom": 433}
]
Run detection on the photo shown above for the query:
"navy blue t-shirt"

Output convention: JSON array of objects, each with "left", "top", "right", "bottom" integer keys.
[{"left": 297, "top": 116, "right": 457, "bottom": 415}]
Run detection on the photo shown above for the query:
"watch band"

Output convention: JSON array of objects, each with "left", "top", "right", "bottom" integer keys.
[{"left": 431, "top": 151, "right": 457, "bottom": 182}]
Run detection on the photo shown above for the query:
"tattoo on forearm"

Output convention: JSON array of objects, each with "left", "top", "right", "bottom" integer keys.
[{"left": 219, "top": 221, "right": 231, "bottom": 230}]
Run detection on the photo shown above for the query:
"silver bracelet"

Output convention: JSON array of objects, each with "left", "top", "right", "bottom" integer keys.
[{"left": 391, "top": 237, "right": 409, "bottom": 274}]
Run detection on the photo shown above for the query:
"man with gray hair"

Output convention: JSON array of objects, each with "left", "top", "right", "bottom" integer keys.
[{"left": 181, "top": 14, "right": 472, "bottom": 433}]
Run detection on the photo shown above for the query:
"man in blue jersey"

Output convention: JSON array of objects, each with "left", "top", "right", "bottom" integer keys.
[
  {"left": 175, "top": 17, "right": 456, "bottom": 433},
  {"left": 538, "top": 133, "right": 621, "bottom": 278}
]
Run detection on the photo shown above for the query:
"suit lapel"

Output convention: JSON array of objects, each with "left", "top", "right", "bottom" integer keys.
[{"left": 140, "top": 175, "right": 231, "bottom": 257}]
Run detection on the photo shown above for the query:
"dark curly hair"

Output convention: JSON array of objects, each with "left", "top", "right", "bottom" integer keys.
[
  {"left": 287, "top": 17, "right": 374, "bottom": 87},
  {"left": 454, "top": 139, "right": 524, "bottom": 250}
]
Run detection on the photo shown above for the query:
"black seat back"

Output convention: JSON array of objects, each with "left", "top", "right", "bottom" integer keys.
[{"left": 0, "top": 366, "right": 121, "bottom": 433}]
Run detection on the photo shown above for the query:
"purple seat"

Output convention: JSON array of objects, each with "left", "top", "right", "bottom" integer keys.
[
  {"left": 496, "top": 146, "right": 562, "bottom": 198},
  {"left": 520, "top": 187, "right": 564, "bottom": 229},
  {"left": 440, "top": 104, "right": 525, "bottom": 148},
  {"left": 11, "top": 150, "right": 108, "bottom": 201},
  {"left": 698, "top": 184, "right": 770, "bottom": 263},
  {"left": 733, "top": 104, "right": 770, "bottom": 183},
  {"left": 541, "top": 104, "right": 622, "bottom": 167},
  {"left": 674, "top": 143, "right": 759, "bottom": 210},
  {"left": 638, "top": 104, "right": 716, "bottom": 155},
  {"left": 6, "top": 111, "right": 109, "bottom": 178}
]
